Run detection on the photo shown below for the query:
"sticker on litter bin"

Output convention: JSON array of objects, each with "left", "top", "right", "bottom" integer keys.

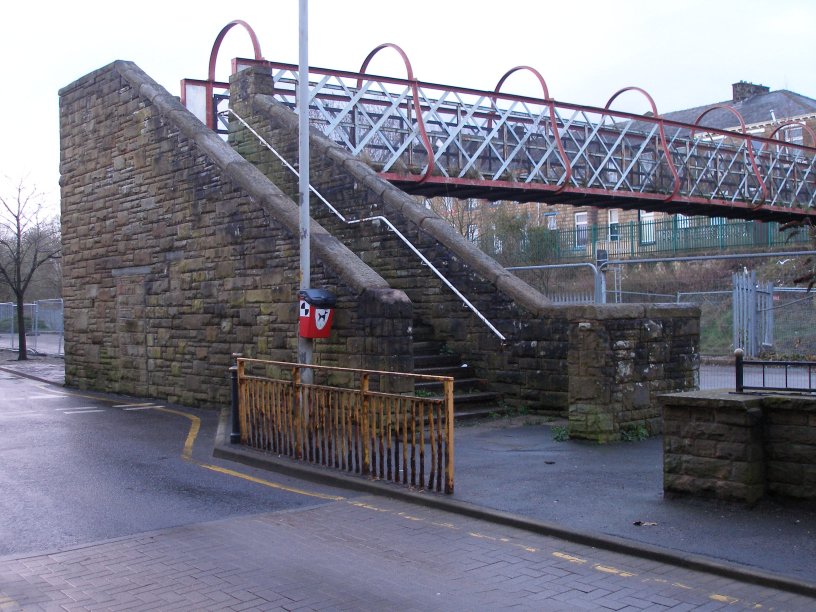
[
  {"left": 315, "top": 308, "right": 331, "bottom": 330},
  {"left": 300, "top": 300, "right": 310, "bottom": 318}
]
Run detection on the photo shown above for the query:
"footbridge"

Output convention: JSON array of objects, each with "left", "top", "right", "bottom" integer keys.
[{"left": 182, "top": 22, "right": 816, "bottom": 223}]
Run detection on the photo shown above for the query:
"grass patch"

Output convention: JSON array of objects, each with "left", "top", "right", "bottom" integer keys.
[
  {"left": 551, "top": 425, "right": 570, "bottom": 442},
  {"left": 620, "top": 424, "right": 649, "bottom": 442}
]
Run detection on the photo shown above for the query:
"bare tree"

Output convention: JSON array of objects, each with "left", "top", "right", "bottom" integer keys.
[
  {"left": 0, "top": 180, "right": 61, "bottom": 360},
  {"left": 424, "top": 196, "right": 482, "bottom": 241}
]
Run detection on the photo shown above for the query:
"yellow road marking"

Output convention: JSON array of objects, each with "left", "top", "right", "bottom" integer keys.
[
  {"left": 68, "top": 399, "right": 767, "bottom": 611},
  {"left": 154, "top": 407, "right": 200, "bottom": 460},
  {"left": 151, "top": 405, "right": 345, "bottom": 501},
  {"left": 348, "top": 501, "right": 389, "bottom": 512},
  {"left": 594, "top": 564, "right": 636, "bottom": 578},
  {"left": 553, "top": 551, "right": 587, "bottom": 565},
  {"left": 468, "top": 531, "right": 500, "bottom": 542},
  {"left": 710, "top": 593, "right": 739, "bottom": 604},
  {"left": 199, "top": 463, "right": 346, "bottom": 501}
]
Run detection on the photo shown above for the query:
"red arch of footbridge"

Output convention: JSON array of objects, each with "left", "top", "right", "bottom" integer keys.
[
  {"left": 203, "top": 20, "right": 264, "bottom": 130},
  {"left": 768, "top": 121, "right": 816, "bottom": 147},
  {"left": 692, "top": 104, "right": 768, "bottom": 203},
  {"left": 357, "top": 43, "right": 436, "bottom": 183},
  {"left": 492, "top": 66, "right": 572, "bottom": 193},
  {"left": 603, "top": 87, "right": 681, "bottom": 203}
]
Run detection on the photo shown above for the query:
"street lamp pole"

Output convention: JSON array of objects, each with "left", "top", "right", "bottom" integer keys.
[{"left": 297, "top": 0, "right": 313, "bottom": 372}]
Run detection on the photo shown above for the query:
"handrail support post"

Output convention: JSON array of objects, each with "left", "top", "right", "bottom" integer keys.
[
  {"left": 735, "top": 348, "right": 744, "bottom": 393},
  {"left": 230, "top": 353, "right": 243, "bottom": 443}
]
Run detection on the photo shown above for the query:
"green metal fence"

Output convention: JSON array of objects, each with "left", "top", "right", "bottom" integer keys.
[{"left": 519, "top": 218, "right": 811, "bottom": 263}]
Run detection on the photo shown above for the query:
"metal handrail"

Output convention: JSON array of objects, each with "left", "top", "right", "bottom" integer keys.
[{"left": 221, "top": 108, "right": 506, "bottom": 342}]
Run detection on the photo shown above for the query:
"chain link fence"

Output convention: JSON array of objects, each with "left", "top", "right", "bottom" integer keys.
[
  {"left": 766, "top": 289, "right": 816, "bottom": 358},
  {"left": 0, "top": 299, "right": 64, "bottom": 356},
  {"left": 510, "top": 262, "right": 815, "bottom": 359}
]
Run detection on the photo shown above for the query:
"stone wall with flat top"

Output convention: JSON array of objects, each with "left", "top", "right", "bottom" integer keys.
[{"left": 662, "top": 389, "right": 816, "bottom": 504}]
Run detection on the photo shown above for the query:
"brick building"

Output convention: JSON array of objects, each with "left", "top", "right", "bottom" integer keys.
[{"left": 464, "top": 81, "right": 816, "bottom": 263}]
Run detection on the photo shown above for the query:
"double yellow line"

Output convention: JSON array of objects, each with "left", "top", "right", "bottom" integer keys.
[{"left": 154, "top": 406, "right": 346, "bottom": 501}]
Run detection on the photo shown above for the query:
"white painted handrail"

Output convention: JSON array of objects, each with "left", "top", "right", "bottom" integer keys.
[{"left": 221, "top": 109, "right": 506, "bottom": 342}]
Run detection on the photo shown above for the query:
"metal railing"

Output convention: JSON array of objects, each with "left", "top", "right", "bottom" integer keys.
[
  {"left": 493, "top": 217, "right": 811, "bottom": 264},
  {"left": 186, "top": 54, "right": 816, "bottom": 220},
  {"left": 223, "top": 108, "right": 506, "bottom": 342},
  {"left": 234, "top": 358, "right": 455, "bottom": 493},
  {"left": 735, "top": 349, "right": 816, "bottom": 393},
  {"left": 0, "top": 299, "right": 64, "bottom": 356}
]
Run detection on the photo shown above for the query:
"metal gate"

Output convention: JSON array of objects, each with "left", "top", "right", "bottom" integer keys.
[{"left": 733, "top": 270, "right": 773, "bottom": 357}]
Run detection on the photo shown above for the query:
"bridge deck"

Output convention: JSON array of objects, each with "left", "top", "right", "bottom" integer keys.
[{"left": 183, "top": 58, "right": 816, "bottom": 223}]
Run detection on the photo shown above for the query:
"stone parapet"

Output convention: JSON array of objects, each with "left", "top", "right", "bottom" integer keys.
[{"left": 662, "top": 389, "right": 816, "bottom": 503}]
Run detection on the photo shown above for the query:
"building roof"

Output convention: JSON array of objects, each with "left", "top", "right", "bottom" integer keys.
[{"left": 660, "top": 82, "right": 816, "bottom": 130}]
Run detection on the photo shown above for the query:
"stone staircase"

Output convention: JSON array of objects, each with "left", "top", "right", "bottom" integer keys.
[{"left": 412, "top": 321, "right": 502, "bottom": 420}]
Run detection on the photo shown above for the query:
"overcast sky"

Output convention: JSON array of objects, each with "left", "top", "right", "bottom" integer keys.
[{"left": 2, "top": 0, "right": 814, "bottom": 211}]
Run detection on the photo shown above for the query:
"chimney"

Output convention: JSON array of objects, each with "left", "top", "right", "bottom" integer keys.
[{"left": 732, "top": 81, "right": 770, "bottom": 102}]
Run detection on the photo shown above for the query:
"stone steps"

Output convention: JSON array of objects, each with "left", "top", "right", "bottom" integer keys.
[{"left": 412, "top": 320, "right": 502, "bottom": 420}]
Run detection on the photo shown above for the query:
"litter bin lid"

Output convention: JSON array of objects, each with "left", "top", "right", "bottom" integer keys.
[{"left": 298, "top": 288, "right": 337, "bottom": 307}]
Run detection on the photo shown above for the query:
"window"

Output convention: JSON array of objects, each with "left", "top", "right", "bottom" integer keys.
[
  {"left": 466, "top": 223, "right": 479, "bottom": 242},
  {"left": 608, "top": 210, "right": 620, "bottom": 241},
  {"left": 639, "top": 211, "right": 655, "bottom": 244},
  {"left": 575, "top": 212, "right": 589, "bottom": 248},
  {"left": 605, "top": 160, "right": 619, "bottom": 184},
  {"left": 545, "top": 213, "right": 557, "bottom": 230},
  {"left": 785, "top": 125, "right": 804, "bottom": 145},
  {"left": 493, "top": 235, "right": 503, "bottom": 254}
]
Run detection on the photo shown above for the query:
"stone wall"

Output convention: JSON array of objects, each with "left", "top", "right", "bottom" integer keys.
[
  {"left": 58, "top": 60, "right": 700, "bottom": 439},
  {"left": 226, "top": 67, "right": 700, "bottom": 440},
  {"left": 59, "top": 61, "right": 412, "bottom": 408},
  {"left": 662, "top": 390, "right": 816, "bottom": 504}
]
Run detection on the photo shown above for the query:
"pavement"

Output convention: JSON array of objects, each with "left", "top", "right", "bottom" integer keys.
[{"left": 2, "top": 353, "right": 815, "bottom": 602}]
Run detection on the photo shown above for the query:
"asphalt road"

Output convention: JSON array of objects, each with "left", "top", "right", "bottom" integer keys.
[
  {"left": 0, "top": 369, "right": 348, "bottom": 556},
  {"left": 1, "top": 368, "right": 814, "bottom": 609}
]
